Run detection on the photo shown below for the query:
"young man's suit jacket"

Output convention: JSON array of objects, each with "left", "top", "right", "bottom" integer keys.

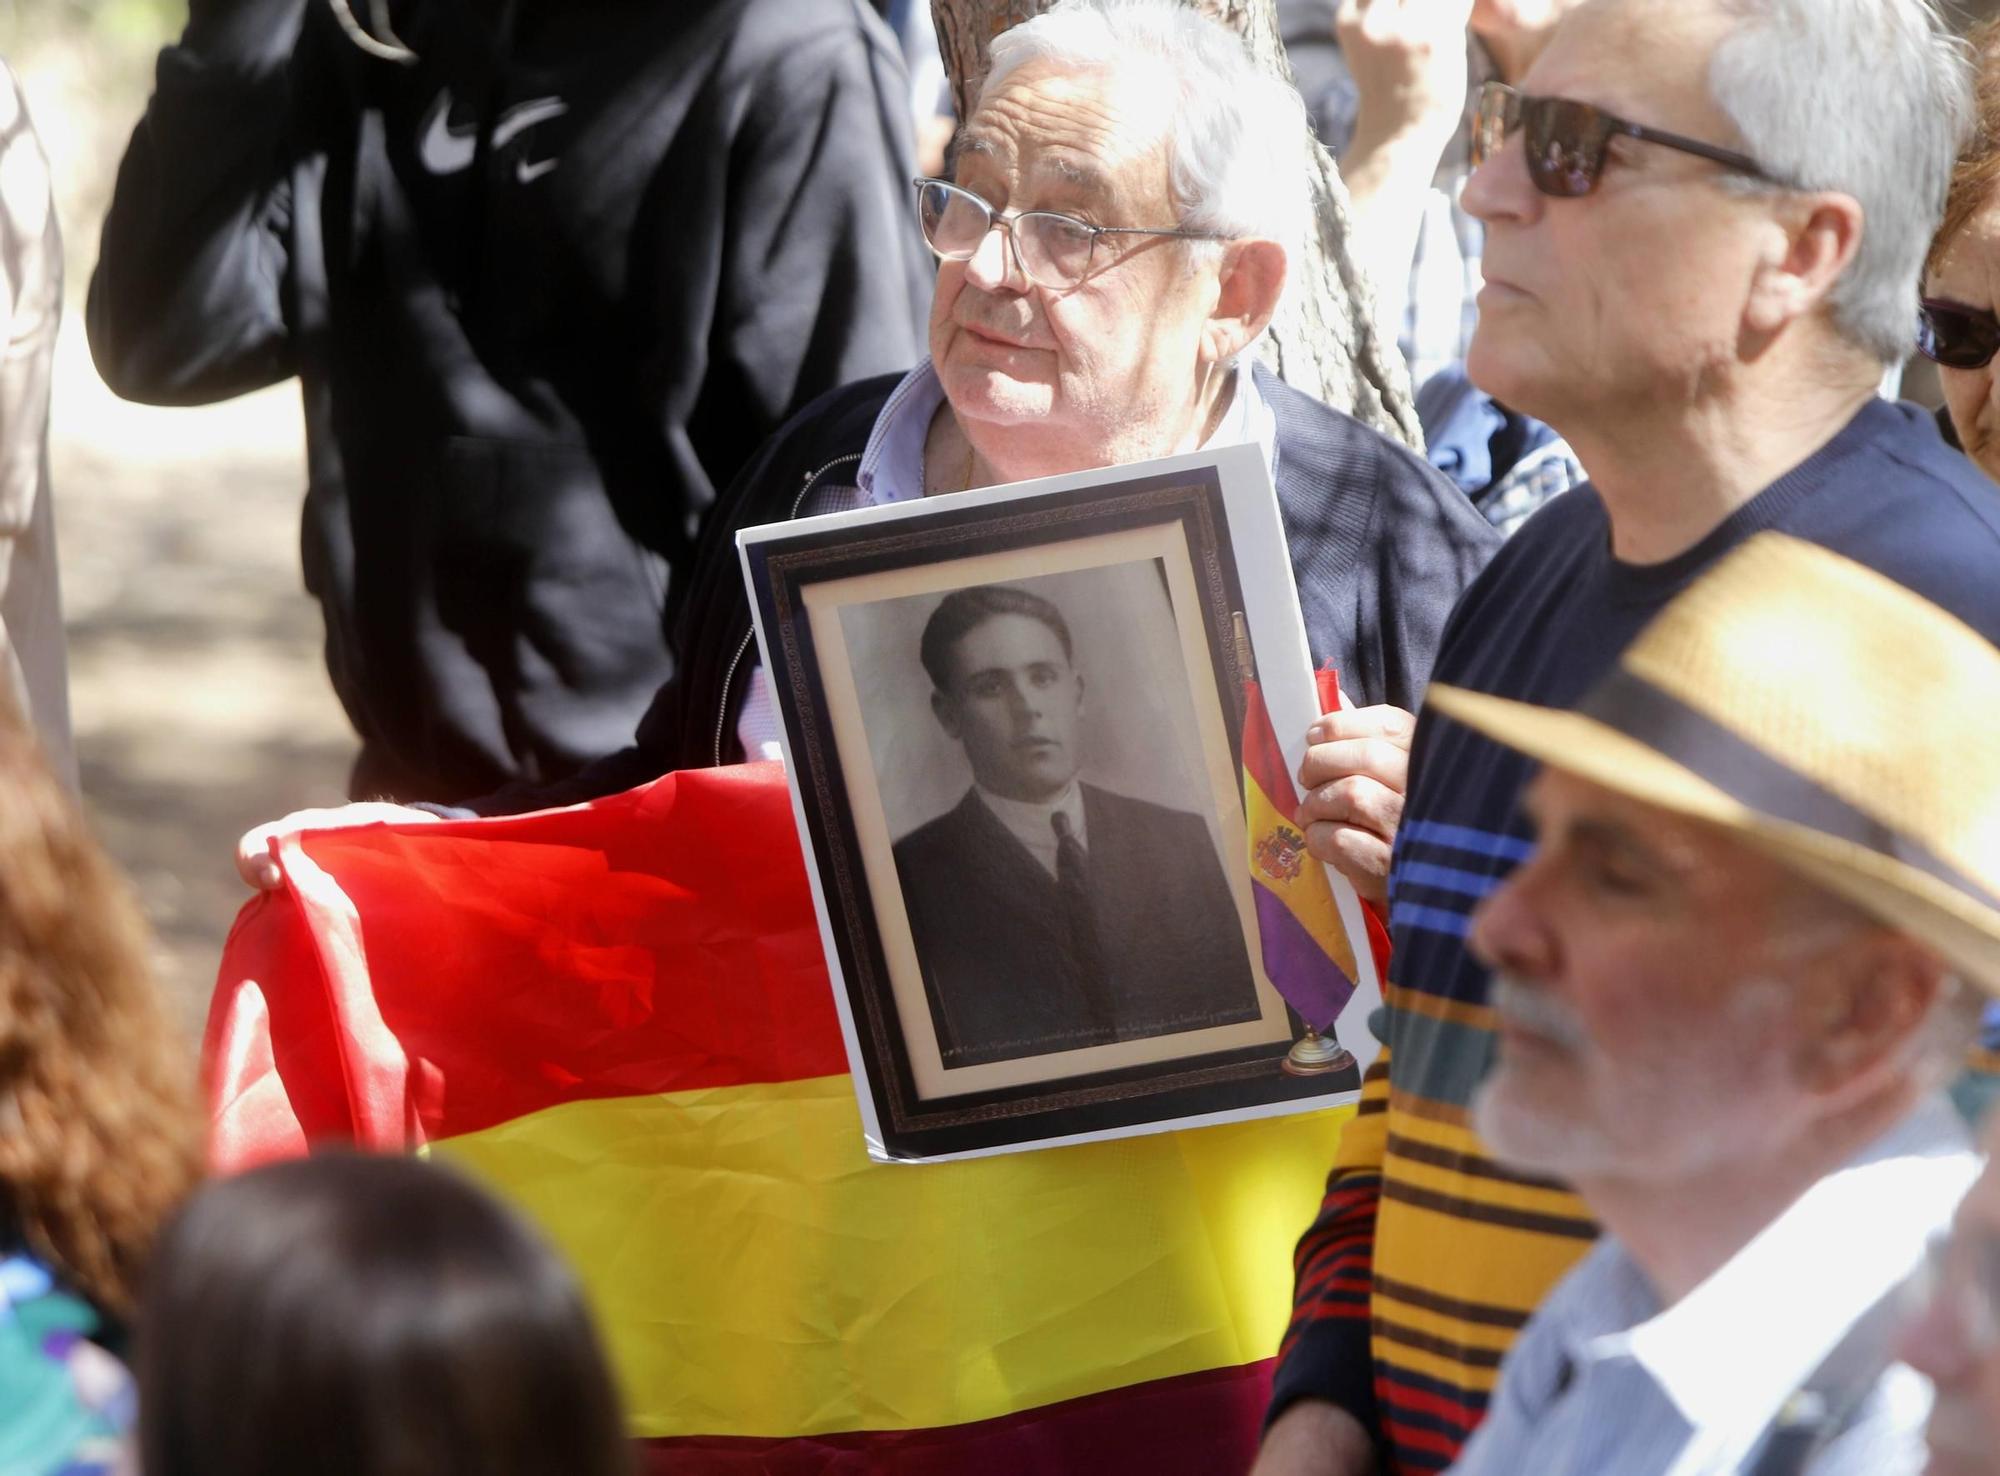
[{"left": 891, "top": 783, "right": 1259, "bottom": 1067}]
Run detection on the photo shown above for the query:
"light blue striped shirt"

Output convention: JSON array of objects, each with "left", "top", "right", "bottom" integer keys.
[{"left": 1448, "top": 1094, "right": 1977, "bottom": 1476}]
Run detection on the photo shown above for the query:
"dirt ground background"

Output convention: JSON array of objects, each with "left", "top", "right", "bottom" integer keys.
[
  {"left": 8, "top": 2, "right": 350, "bottom": 1035},
  {"left": 6, "top": 0, "right": 1994, "bottom": 1038}
]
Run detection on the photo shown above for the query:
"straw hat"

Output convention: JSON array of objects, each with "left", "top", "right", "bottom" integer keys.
[{"left": 1427, "top": 532, "right": 2000, "bottom": 994}]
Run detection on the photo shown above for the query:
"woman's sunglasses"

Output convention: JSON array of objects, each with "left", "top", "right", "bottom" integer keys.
[
  {"left": 1917, "top": 298, "right": 2000, "bottom": 370},
  {"left": 1472, "top": 81, "right": 1777, "bottom": 198}
]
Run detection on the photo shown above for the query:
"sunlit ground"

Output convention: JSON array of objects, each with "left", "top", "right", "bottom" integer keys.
[
  {"left": 52, "top": 325, "right": 352, "bottom": 1035},
  {"left": 18, "top": 12, "right": 353, "bottom": 1034}
]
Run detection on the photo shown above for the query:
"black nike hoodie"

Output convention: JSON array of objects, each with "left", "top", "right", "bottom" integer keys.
[{"left": 88, "top": 0, "right": 932, "bottom": 803}]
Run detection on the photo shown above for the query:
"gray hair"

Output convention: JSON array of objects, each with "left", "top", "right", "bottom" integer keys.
[
  {"left": 980, "top": 0, "right": 1312, "bottom": 277},
  {"left": 1707, "top": 0, "right": 1972, "bottom": 363}
]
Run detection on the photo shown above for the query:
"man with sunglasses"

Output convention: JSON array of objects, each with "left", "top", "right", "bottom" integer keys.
[
  {"left": 232, "top": 0, "right": 1498, "bottom": 872},
  {"left": 1261, "top": 1, "right": 2000, "bottom": 1473}
]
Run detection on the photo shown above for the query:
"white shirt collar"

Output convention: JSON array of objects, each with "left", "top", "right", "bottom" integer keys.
[
  {"left": 857, "top": 359, "right": 950, "bottom": 505},
  {"left": 976, "top": 780, "right": 1086, "bottom": 878},
  {"left": 1571, "top": 1094, "right": 1976, "bottom": 1453},
  {"left": 856, "top": 358, "right": 1279, "bottom": 507},
  {"left": 1209, "top": 357, "right": 1277, "bottom": 465}
]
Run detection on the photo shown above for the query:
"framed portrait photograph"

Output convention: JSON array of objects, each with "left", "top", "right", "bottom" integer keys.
[{"left": 739, "top": 445, "right": 1377, "bottom": 1161}]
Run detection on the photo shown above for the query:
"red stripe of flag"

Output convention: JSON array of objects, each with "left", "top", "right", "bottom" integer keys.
[
  {"left": 205, "top": 766, "right": 850, "bottom": 1162},
  {"left": 636, "top": 1360, "right": 1274, "bottom": 1475}
]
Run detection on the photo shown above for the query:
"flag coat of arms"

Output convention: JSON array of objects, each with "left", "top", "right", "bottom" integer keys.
[
  {"left": 207, "top": 763, "right": 1350, "bottom": 1471},
  {"left": 1239, "top": 668, "right": 1387, "bottom": 1032}
]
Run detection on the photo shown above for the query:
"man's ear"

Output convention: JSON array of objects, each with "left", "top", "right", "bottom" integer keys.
[
  {"left": 1791, "top": 928, "right": 1945, "bottom": 1098},
  {"left": 1203, "top": 238, "right": 1288, "bottom": 366},
  {"left": 1744, "top": 191, "right": 1865, "bottom": 340},
  {"left": 931, "top": 687, "right": 961, "bottom": 741}
]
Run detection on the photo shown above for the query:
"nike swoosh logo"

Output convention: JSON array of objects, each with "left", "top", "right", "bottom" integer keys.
[
  {"left": 418, "top": 90, "right": 570, "bottom": 176},
  {"left": 516, "top": 157, "right": 559, "bottom": 184},
  {"left": 492, "top": 97, "right": 569, "bottom": 150}
]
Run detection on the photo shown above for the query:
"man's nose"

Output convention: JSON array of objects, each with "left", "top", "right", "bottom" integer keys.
[
  {"left": 1462, "top": 129, "right": 1542, "bottom": 227},
  {"left": 1467, "top": 857, "right": 1555, "bottom": 980},
  {"left": 964, "top": 220, "right": 1027, "bottom": 293},
  {"left": 1004, "top": 676, "right": 1043, "bottom": 721}
]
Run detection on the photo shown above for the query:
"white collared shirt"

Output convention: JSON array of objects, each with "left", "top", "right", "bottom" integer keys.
[
  {"left": 853, "top": 356, "right": 1279, "bottom": 507},
  {"left": 1448, "top": 1093, "right": 1978, "bottom": 1476},
  {"left": 975, "top": 780, "right": 1086, "bottom": 879},
  {"left": 738, "top": 358, "right": 1279, "bottom": 761}
]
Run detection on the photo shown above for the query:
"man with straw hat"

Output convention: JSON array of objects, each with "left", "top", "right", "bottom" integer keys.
[
  {"left": 1259, "top": 2, "right": 2000, "bottom": 1470},
  {"left": 1428, "top": 531, "right": 1994, "bottom": 1473}
]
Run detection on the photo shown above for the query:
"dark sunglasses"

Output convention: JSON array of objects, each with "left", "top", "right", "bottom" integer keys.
[
  {"left": 1473, "top": 81, "right": 1777, "bottom": 198},
  {"left": 1917, "top": 297, "right": 2000, "bottom": 370}
]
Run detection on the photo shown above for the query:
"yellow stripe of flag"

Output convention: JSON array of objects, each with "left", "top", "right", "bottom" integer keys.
[
  {"left": 1243, "top": 771, "right": 1358, "bottom": 978},
  {"left": 437, "top": 1074, "right": 1352, "bottom": 1439}
]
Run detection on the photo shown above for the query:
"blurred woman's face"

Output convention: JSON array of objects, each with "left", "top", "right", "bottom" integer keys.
[{"left": 1927, "top": 190, "right": 2000, "bottom": 485}]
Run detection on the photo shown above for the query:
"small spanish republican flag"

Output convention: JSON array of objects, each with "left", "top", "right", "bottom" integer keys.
[
  {"left": 205, "top": 763, "right": 1350, "bottom": 1472},
  {"left": 1240, "top": 668, "right": 1366, "bottom": 1032}
]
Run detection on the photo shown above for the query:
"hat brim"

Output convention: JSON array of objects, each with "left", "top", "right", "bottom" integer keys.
[{"left": 1427, "top": 685, "right": 2000, "bottom": 995}]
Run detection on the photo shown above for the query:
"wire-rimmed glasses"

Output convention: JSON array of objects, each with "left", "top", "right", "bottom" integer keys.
[{"left": 912, "top": 177, "right": 1227, "bottom": 290}]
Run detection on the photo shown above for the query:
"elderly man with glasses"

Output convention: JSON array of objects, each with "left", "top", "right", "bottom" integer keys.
[
  {"left": 1259, "top": 1, "right": 2000, "bottom": 1473},
  {"left": 234, "top": 0, "right": 1497, "bottom": 872}
]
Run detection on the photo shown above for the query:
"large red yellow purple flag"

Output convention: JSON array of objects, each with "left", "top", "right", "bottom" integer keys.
[{"left": 206, "top": 763, "right": 1350, "bottom": 1472}]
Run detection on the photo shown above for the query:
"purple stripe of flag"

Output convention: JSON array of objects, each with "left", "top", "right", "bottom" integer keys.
[{"left": 1252, "top": 884, "right": 1354, "bottom": 1032}]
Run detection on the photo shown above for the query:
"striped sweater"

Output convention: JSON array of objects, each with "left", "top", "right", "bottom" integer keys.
[{"left": 1268, "top": 398, "right": 2000, "bottom": 1473}]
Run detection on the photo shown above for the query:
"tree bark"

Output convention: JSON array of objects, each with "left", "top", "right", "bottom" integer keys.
[{"left": 930, "top": 0, "right": 1422, "bottom": 448}]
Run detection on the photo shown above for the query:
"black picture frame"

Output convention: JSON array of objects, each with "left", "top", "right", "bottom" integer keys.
[{"left": 744, "top": 462, "right": 1360, "bottom": 1160}]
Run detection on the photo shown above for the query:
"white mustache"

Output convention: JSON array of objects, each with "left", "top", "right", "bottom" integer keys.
[
  {"left": 955, "top": 285, "right": 1046, "bottom": 340},
  {"left": 1489, "top": 975, "right": 1589, "bottom": 1053}
]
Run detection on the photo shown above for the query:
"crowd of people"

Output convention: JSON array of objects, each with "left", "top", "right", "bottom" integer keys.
[{"left": 3, "top": 0, "right": 2000, "bottom": 1470}]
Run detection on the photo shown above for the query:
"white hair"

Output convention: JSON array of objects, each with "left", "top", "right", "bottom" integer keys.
[
  {"left": 1707, "top": 0, "right": 1972, "bottom": 364},
  {"left": 979, "top": 0, "right": 1312, "bottom": 275}
]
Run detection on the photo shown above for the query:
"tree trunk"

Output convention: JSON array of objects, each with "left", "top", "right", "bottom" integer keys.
[{"left": 930, "top": 0, "right": 1422, "bottom": 448}]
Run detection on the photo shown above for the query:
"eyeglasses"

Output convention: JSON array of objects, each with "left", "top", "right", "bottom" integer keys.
[
  {"left": 912, "top": 177, "right": 1227, "bottom": 290},
  {"left": 1472, "top": 81, "right": 1778, "bottom": 198},
  {"left": 1918, "top": 297, "right": 2000, "bottom": 370}
]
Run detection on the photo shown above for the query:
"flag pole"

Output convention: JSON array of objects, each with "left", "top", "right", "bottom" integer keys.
[{"left": 1235, "top": 613, "right": 1355, "bottom": 1079}]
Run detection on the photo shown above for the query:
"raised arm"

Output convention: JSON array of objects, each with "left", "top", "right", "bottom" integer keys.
[
  {"left": 1329, "top": 0, "right": 1475, "bottom": 340},
  {"left": 87, "top": 0, "right": 308, "bottom": 405}
]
